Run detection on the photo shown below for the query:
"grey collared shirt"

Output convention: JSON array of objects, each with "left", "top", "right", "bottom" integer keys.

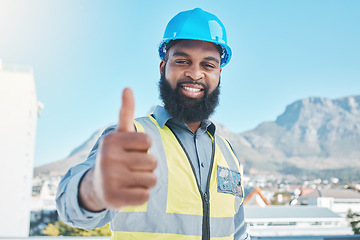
[
  {"left": 152, "top": 105, "right": 215, "bottom": 193},
  {"left": 56, "top": 105, "right": 249, "bottom": 239}
]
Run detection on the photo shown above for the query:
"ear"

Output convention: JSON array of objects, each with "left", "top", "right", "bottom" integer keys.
[
  {"left": 220, "top": 68, "right": 222, "bottom": 74},
  {"left": 160, "top": 60, "right": 166, "bottom": 75}
]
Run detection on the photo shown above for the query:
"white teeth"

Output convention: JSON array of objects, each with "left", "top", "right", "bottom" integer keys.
[{"left": 183, "top": 86, "right": 201, "bottom": 92}]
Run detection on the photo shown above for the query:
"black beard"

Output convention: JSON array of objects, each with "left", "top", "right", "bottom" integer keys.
[{"left": 159, "top": 71, "right": 220, "bottom": 123}]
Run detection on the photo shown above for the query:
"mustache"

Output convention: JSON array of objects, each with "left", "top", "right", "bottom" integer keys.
[{"left": 160, "top": 65, "right": 209, "bottom": 90}]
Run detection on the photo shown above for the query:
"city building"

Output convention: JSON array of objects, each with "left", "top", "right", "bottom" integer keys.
[
  {"left": 297, "top": 188, "right": 360, "bottom": 217},
  {"left": 0, "top": 59, "right": 42, "bottom": 237},
  {"left": 245, "top": 206, "right": 353, "bottom": 236},
  {"left": 31, "top": 177, "right": 61, "bottom": 211}
]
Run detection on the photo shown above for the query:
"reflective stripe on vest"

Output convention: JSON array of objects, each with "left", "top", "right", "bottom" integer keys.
[{"left": 110, "top": 116, "right": 244, "bottom": 240}]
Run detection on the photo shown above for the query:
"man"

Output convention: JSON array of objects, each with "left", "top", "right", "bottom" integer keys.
[{"left": 56, "top": 8, "right": 250, "bottom": 240}]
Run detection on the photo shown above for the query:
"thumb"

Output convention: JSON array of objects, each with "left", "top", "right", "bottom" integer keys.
[{"left": 117, "top": 88, "right": 135, "bottom": 132}]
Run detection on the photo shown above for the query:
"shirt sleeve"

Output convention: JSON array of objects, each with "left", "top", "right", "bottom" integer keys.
[
  {"left": 234, "top": 204, "right": 251, "bottom": 240},
  {"left": 56, "top": 125, "right": 118, "bottom": 230}
]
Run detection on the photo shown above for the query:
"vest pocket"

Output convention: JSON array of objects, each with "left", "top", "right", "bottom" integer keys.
[{"left": 217, "top": 166, "right": 243, "bottom": 198}]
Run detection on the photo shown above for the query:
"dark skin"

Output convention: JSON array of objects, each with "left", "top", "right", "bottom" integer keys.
[
  {"left": 160, "top": 40, "right": 222, "bottom": 132},
  {"left": 78, "top": 40, "right": 222, "bottom": 211},
  {"left": 79, "top": 88, "right": 157, "bottom": 211}
]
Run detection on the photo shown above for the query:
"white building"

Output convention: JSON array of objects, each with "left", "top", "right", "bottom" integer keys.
[
  {"left": 297, "top": 188, "right": 360, "bottom": 217},
  {"left": 31, "top": 177, "right": 61, "bottom": 211},
  {"left": 245, "top": 206, "right": 353, "bottom": 236},
  {"left": 0, "top": 59, "right": 42, "bottom": 237}
]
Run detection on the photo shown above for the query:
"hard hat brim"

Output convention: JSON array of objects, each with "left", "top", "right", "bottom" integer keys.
[{"left": 158, "top": 38, "right": 232, "bottom": 67}]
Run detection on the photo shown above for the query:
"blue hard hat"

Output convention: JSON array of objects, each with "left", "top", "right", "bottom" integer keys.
[{"left": 159, "top": 8, "right": 232, "bottom": 67}]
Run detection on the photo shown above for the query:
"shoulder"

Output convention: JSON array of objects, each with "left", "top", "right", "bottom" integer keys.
[{"left": 102, "top": 124, "right": 117, "bottom": 135}]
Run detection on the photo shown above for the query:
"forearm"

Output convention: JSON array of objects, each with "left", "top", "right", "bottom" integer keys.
[
  {"left": 56, "top": 128, "right": 117, "bottom": 230},
  {"left": 56, "top": 163, "right": 114, "bottom": 230}
]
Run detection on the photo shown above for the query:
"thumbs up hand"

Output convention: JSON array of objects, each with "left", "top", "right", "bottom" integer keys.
[
  {"left": 79, "top": 88, "right": 157, "bottom": 211},
  {"left": 117, "top": 88, "right": 136, "bottom": 132}
]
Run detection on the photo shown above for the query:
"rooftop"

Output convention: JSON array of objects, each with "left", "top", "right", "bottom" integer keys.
[
  {"left": 300, "top": 189, "right": 360, "bottom": 199},
  {"left": 244, "top": 206, "right": 341, "bottom": 219},
  {"left": 0, "top": 235, "right": 358, "bottom": 240}
]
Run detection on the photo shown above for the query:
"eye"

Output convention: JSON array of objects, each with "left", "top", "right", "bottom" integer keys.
[
  {"left": 202, "top": 63, "right": 216, "bottom": 69},
  {"left": 175, "top": 59, "right": 189, "bottom": 65}
]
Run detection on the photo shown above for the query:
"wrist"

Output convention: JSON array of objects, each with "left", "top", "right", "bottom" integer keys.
[{"left": 78, "top": 168, "right": 106, "bottom": 212}]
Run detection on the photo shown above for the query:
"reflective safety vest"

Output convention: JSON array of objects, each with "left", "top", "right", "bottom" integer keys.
[{"left": 110, "top": 116, "right": 244, "bottom": 240}]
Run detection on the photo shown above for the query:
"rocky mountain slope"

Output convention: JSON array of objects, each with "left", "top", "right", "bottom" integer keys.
[
  {"left": 237, "top": 96, "right": 360, "bottom": 173},
  {"left": 34, "top": 126, "right": 108, "bottom": 177},
  {"left": 35, "top": 95, "right": 360, "bottom": 178}
]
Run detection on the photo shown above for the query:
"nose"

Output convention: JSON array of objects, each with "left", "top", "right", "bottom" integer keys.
[{"left": 185, "top": 64, "right": 204, "bottom": 81}]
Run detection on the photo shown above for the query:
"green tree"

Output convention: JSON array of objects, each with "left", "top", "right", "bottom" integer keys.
[
  {"left": 347, "top": 209, "right": 360, "bottom": 234},
  {"left": 42, "top": 220, "right": 111, "bottom": 236},
  {"left": 42, "top": 222, "right": 60, "bottom": 236}
]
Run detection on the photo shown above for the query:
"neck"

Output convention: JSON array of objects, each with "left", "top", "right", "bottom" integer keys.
[{"left": 186, "top": 121, "right": 201, "bottom": 133}]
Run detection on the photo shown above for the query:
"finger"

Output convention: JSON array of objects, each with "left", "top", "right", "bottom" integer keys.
[
  {"left": 119, "top": 172, "right": 157, "bottom": 189},
  {"left": 100, "top": 152, "right": 156, "bottom": 173},
  {"left": 104, "top": 167, "right": 157, "bottom": 189},
  {"left": 107, "top": 188, "right": 150, "bottom": 209},
  {"left": 117, "top": 88, "right": 135, "bottom": 132},
  {"left": 101, "top": 132, "right": 151, "bottom": 152},
  {"left": 120, "top": 188, "right": 151, "bottom": 206},
  {"left": 126, "top": 153, "right": 157, "bottom": 171}
]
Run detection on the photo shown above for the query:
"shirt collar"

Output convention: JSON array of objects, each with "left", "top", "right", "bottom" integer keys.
[
  {"left": 152, "top": 105, "right": 172, "bottom": 128},
  {"left": 152, "top": 105, "right": 216, "bottom": 136}
]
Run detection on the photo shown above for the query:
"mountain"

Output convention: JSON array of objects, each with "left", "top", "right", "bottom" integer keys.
[
  {"left": 34, "top": 96, "right": 360, "bottom": 179},
  {"left": 235, "top": 95, "right": 360, "bottom": 176},
  {"left": 33, "top": 126, "right": 108, "bottom": 177}
]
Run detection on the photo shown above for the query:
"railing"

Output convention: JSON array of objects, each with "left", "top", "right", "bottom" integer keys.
[
  {"left": 1, "top": 236, "right": 359, "bottom": 240},
  {"left": 252, "top": 236, "right": 359, "bottom": 240}
]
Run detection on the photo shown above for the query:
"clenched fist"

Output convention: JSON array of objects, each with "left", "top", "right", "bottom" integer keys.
[{"left": 79, "top": 88, "right": 157, "bottom": 211}]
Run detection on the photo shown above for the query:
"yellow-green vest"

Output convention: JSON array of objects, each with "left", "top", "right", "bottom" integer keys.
[{"left": 110, "top": 116, "right": 244, "bottom": 240}]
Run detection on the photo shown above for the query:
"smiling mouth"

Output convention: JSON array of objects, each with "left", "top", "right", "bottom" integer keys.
[
  {"left": 183, "top": 86, "right": 202, "bottom": 92},
  {"left": 180, "top": 84, "right": 205, "bottom": 98}
]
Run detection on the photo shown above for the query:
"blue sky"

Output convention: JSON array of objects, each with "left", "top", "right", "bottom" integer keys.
[{"left": 1, "top": 1, "right": 359, "bottom": 167}]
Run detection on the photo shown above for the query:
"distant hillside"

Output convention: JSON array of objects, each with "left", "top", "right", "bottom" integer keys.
[
  {"left": 34, "top": 127, "right": 108, "bottom": 177},
  {"left": 239, "top": 96, "right": 360, "bottom": 172},
  {"left": 35, "top": 96, "right": 360, "bottom": 180}
]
